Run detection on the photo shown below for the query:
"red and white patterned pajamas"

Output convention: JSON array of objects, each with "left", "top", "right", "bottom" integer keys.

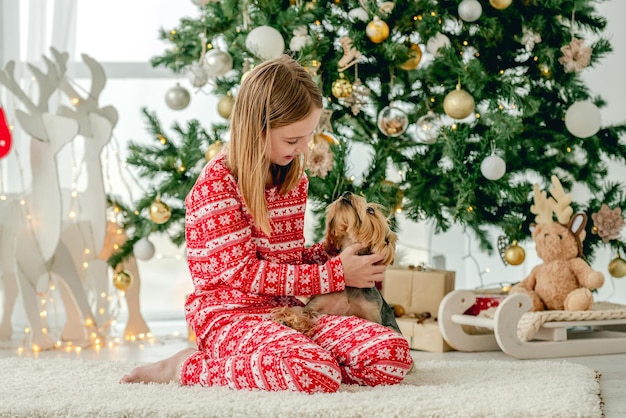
[{"left": 181, "top": 153, "right": 412, "bottom": 393}]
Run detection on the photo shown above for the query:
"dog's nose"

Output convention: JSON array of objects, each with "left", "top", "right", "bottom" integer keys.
[{"left": 342, "top": 191, "right": 352, "bottom": 198}]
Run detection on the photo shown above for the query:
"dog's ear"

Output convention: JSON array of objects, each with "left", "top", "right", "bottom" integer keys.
[{"left": 386, "top": 231, "right": 398, "bottom": 247}]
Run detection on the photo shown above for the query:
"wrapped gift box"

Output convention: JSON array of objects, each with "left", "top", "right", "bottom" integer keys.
[
  {"left": 382, "top": 267, "right": 456, "bottom": 352},
  {"left": 396, "top": 317, "right": 453, "bottom": 352},
  {"left": 382, "top": 267, "right": 456, "bottom": 319}
]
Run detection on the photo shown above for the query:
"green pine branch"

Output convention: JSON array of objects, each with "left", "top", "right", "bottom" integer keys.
[{"left": 133, "top": 0, "right": 626, "bottom": 264}]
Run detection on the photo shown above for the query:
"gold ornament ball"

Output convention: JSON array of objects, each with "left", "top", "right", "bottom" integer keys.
[
  {"left": 366, "top": 17, "right": 390, "bottom": 44},
  {"left": 205, "top": 140, "right": 224, "bottom": 161},
  {"left": 504, "top": 241, "right": 526, "bottom": 266},
  {"left": 608, "top": 256, "right": 626, "bottom": 278},
  {"left": 149, "top": 200, "right": 172, "bottom": 224},
  {"left": 332, "top": 77, "right": 353, "bottom": 98},
  {"left": 443, "top": 87, "right": 475, "bottom": 120},
  {"left": 113, "top": 270, "right": 133, "bottom": 291},
  {"left": 217, "top": 95, "right": 235, "bottom": 119},
  {"left": 489, "top": 0, "right": 512, "bottom": 9},
  {"left": 400, "top": 43, "right": 423, "bottom": 71}
]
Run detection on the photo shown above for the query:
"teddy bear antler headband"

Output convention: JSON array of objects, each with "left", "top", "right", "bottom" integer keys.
[{"left": 530, "top": 175, "right": 574, "bottom": 225}]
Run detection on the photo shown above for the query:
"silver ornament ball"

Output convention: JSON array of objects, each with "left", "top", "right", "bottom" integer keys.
[
  {"left": 165, "top": 84, "right": 191, "bottom": 110},
  {"left": 204, "top": 49, "right": 233, "bottom": 77},
  {"left": 133, "top": 237, "right": 156, "bottom": 261}
]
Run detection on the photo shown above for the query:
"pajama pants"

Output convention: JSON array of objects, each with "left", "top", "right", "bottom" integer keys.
[{"left": 180, "top": 312, "right": 413, "bottom": 394}]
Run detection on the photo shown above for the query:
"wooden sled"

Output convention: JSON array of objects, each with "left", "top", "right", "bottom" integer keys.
[{"left": 438, "top": 289, "right": 626, "bottom": 359}]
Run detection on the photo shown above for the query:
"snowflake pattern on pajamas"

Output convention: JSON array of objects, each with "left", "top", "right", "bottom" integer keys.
[{"left": 180, "top": 153, "right": 412, "bottom": 393}]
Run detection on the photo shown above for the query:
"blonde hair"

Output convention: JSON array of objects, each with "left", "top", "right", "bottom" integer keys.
[{"left": 227, "top": 55, "right": 323, "bottom": 236}]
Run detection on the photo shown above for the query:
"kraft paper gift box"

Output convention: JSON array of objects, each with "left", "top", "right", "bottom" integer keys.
[
  {"left": 396, "top": 317, "right": 453, "bottom": 352},
  {"left": 382, "top": 267, "right": 456, "bottom": 352},
  {"left": 381, "top": 268, "right": 456, "bottom": 319}
]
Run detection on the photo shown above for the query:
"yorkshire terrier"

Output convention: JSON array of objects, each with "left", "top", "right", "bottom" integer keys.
[{"left": 272, "top": 191, "right": 401, "bottom": 335}]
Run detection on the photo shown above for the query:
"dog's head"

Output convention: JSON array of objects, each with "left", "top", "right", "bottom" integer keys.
[{"left": 325, "top": 191, "right": 397, "bottom": 265}]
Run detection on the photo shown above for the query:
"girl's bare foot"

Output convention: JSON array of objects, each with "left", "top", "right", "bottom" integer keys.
[{"left": 119, "top": 347, "right": 195, "bottom": 384}]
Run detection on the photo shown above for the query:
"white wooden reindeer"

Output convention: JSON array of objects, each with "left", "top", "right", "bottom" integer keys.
[
  {"left": 0, "top": 51, "right": 101, "bottom": 349},
  {"left": 50, "top": 48, "right": 149, "bottom": 340}
]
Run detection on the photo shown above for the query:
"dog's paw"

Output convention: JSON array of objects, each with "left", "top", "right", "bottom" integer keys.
[{"left": 270, "top": 306, "right": 319, "bottom": 335}]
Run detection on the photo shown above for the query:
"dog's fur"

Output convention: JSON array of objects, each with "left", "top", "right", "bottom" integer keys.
[{"left": 271, "top": 191, "right": 401, "bottom": 335}]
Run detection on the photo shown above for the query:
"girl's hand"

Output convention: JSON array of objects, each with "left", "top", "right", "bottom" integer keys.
[{"left": 339, "top": 243, "right": 387, "bottom": 288}]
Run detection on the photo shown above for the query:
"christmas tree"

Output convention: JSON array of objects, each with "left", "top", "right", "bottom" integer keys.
[{"left": 112, "top": 0, "right": 626, "bottom": 274}]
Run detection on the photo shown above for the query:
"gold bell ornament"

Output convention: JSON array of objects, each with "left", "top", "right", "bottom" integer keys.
[
  {"left": 504, "top": 240, "right": 525, "bottom": 266},
  {"left": 366, "top": 16, "right": 390, "bottom": 44},
  {"left": 113, "top": 270, "right": 134, "bottom": 291},
  {"left": 205, "top": 140, "right": 224, "bottom": 162},
  {"left": 149, "top": 197, "right": 172, "bottom": 224},
  {"left": 443, "top": 83, "right": 475, "bottom": 120},
  {"left": 608, "top": 254, "right": 626, "bottom": 278}
]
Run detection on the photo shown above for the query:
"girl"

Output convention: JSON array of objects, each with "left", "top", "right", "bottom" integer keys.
[{"left": 121, "top": 55, "right": 413, "bottom": 393}]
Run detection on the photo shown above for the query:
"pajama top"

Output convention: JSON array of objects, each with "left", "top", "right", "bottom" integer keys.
[{"left": 184, "top": 152, "right": 344, "bottom": 333}]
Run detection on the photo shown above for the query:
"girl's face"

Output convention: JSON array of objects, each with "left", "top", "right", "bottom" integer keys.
[{"left": 268, "top": 107, "right": 322, "bottom": 166}]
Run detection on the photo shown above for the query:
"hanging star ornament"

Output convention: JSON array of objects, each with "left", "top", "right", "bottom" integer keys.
[{"left": 317, "top": 109, "right": 334, "bottom": 133}]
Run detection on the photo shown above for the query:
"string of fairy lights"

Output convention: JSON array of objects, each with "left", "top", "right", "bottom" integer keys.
[{"left": 0, "top": 69, "right": 178, "bottom": 354}]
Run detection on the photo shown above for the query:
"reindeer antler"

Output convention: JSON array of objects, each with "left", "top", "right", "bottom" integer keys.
[
  {"left": 530, "top": 175, "right": 576, "bottom": 228},
  {"left": 530, "top": 183, "right": 553, "bottom": 225},
  {"left": 548, "top": 175, "right": 573, "bottom": 224},
  {"left": 0, "top": 54, "right": 63, "bottom": 140}
]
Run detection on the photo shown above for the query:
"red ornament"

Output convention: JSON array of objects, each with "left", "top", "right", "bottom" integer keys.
[{"left": 0, "top": 107, "right": 12, "bottom": 159}]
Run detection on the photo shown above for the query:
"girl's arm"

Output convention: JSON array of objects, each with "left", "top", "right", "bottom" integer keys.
[{"left": 186, "top": 172, "right": 344, "bottom": 297}]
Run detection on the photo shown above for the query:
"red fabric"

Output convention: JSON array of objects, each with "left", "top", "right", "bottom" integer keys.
[
  {"left": 180, "top": 314, "right": 412, "bottom": 393},
  {"left": 463, "top": 295, "right": 508, "bottom": 316},
  {"left": 182, "top": 153, "right": 412, "bottom": 393},
  {"left": 0, "top": 108, "right": 11, "bottom": 159}
]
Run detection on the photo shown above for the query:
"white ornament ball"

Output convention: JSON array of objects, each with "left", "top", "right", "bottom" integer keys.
[
  {"left": 480, "top": 154, "right": 506, "bottom": 180},
  {"left": 246, "top": 26, "right": 285, "bottom": 60},
  {"left": 187, "top": 62, "right": 209, "bottom": 87},
  {"left": 348, "top": 7, "right": 369, "bottom": 22},
  {"left": 165, "top": 84, "right": 191, "bottom": 110},
  {"left": 426, "top": 33, "right": 451, "bottom": 56},
  {"left": 204, "top": 49, "right": 233, "bottom": 77},
  {"left": 565, "top": 101, "right": 602, "bottom": 138},
  {"left": 133, "top": 237, "right": 156, "bottom": 261},
  {"left": 289, "top": 35, "right": 311, "bottom": 52},
  {"left": 458, "top": 0, "right": 483, "bottom": 22}
]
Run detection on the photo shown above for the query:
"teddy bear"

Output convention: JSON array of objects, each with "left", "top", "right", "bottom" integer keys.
[{"left": 509, "top": 176, "right": 604, "bottom": 311}]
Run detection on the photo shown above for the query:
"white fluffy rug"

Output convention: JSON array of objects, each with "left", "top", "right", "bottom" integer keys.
[{"left": 0, "top": 356, "right": 602, "bottom": 417}]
